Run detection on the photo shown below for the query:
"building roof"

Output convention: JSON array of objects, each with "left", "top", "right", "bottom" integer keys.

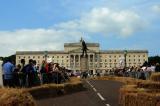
[
  {"left": 100, "top": 50, "right": 148, "bottom": 54},
  {"left": 16, "top": 51, "right": 68, "bottom": 55},
  {"left": 64, "top": 42, "right": 99, "bottom": 47},
  {"left": 16, "top": 49, "right": 148, "bottom": 55}
]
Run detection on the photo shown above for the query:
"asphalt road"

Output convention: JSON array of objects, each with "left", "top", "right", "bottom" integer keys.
[{"left": 36, "top": 80, "right": 123, "bottom": 106}]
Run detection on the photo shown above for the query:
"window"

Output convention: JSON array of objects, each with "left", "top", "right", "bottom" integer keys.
[
  {"left": 114, "top": 56, "right": 116, "bottom": 58},
  {"left": 110, "top": 59, "right": 112, "bottom": 62},
  {"left": 105, "top": 63, "right": 107, "bottom": 67},
  {"left": 28, "top": 56, "right": 30, "bottom": 59},
  {"left": 38, "top": 56, "right": 40, "bottom": 59},
  {"left": 62, "top": 56, "right": 64, "bottom": 58},
  {"left": 100, "top": 63, "right": 102, "bottom": 67},
  {"left": 57, "top": 56, "right": 59, "bottom": 58},
  {"left": 19, "top": 56, "right": 21, "bottom": 59},
  {"left": 52, "top": 56, "right": 54, "bottom": 58},
  {"left": 110, "top": 63, "right": 112, "bottom": 68},
  {"left": 23, "top": 56, "right": 25, "bottom": 59},
  {"left": 66, "top": 56, "right": 68, "bottom": 58},
  {"left": 95, "top": 64, "right": 97, "bottom": 68},
  {"left": 33, "top": 56, "right": 35, "bottom": 59}
]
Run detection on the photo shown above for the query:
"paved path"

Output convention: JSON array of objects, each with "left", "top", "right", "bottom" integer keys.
[{"left": 36, "top": 80, "right": 123, "bottom": 106}]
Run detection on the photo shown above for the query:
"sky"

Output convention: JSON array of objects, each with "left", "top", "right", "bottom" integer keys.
[{"left": 0, "top": 0, "right": 160, "bottom": 56}]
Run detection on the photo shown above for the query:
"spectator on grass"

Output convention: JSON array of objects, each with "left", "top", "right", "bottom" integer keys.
[
  {"left": 2, "top": 59, "right": 15, "bottom": 87},
  {"left": 155, "top": 63, "right": 160, "bottom": 72},
  {"left": 13, "top": 64, "right": 21, "bottom": 87},
  {"left": 53, "top": 63, "right": 63, "bottom": 84},
  {"left": 40, "top": 60, "right": 49, "bottom": 84},
  {"left": 21, "top": 59, "right": 34, "bottom": 87}
]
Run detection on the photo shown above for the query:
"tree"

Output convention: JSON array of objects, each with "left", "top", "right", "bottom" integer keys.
[
  {"left": 148, "top": 56, "right": 160, "bottom": 65},
  {"left": 1, "top": 54, "right": 16, "bottom": 65}
]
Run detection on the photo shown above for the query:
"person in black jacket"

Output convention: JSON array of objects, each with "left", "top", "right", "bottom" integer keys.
[
  {"left": 155, "top": 63, "right": 160, "bottom": 72},
  {"left": 21, "top": 59, "right": 34, "bottom": 87}
]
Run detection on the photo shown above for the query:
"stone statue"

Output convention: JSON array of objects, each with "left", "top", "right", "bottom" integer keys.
[{"left": 80, "top": 38, "right": 88, "bottom": 57}]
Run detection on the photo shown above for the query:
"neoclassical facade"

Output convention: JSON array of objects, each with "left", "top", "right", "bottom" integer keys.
[{"left": 16, "top": 41, "right": 148, "bottom": 74}]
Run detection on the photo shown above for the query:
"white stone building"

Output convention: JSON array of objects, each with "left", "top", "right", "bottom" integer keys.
[{"left": 16, "top": 41, "right": 148, "bottom": 74}]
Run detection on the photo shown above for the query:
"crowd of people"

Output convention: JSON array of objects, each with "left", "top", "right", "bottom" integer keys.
[
  {"left": 1, "top": 58, "right": 160, "bottom": 87},
  {"left": 105, "top": 62, "right": 160, "bottom": 80},
  {"left": 2, "top": 59, "right": 70, "bottom": 87}
]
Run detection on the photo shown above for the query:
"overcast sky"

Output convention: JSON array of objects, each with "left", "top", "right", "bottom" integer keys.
[{"left": 0, "top": 0, "right": 160, "bottom": 56}]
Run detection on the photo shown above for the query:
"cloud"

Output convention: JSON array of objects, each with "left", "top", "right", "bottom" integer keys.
[
  {"left": 56, "top": 7, "right": 147, "bottom": 37},
  {"left": 0, "top": 29, "right": 82, "bottom": 56},
  {"left": 152, "top": 4, "right": 160, "bottom": 13},
  {"left": 0, "top": 7, "right": 147, "bottom": 56}
]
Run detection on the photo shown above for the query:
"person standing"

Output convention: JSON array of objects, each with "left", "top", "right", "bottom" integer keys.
[
  {"left": 155, "top": 63, "right": 160, "bottom": 72},
  {"left": 21, "top": 59, "right": 34, "bottom": 87},
  {"left": 2, "top": 59, "right": 15, "bottom": 87}
]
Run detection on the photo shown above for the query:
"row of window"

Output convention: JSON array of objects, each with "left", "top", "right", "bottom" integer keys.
[
  {"left": 18, "top": 59, "right": 69, "bottom": 64},
  {"left": 18, "top": 54, "right": 146, "bottom": 59},
  {"left": 99, "top": 59, "right": 146, "bottom": 62},
  {"left": 99, "top": 63, "right": 143, "bottom": 68},
  {"left": 18, "top": 56, "right": 69, "bottom": 59},
  {"left": 99, "top": 55, "right": 146, "bottom": 58}
]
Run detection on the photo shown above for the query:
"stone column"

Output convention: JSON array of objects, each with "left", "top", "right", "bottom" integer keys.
[
  {"left": 88, "top": 54, "right": 90, "bottom": 70},
  {"left": 0, "top": 60, "right": 3, "bottom": 87},
  {"left": 79, "top": 55, "right": 81, "bottom": 67},
  {"left": 73, "top": 55, "right": 76, "bottom": 72},
  {"left": 97, "top": 54, "right": 100, "bottom": 71},
  {"left": 93, "top": 54, "right": 95, "bottom": 74}
]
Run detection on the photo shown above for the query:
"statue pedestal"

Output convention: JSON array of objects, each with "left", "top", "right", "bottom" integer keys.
[{"left": 80, "top": 55, "right": 88, "bottom": 72}]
